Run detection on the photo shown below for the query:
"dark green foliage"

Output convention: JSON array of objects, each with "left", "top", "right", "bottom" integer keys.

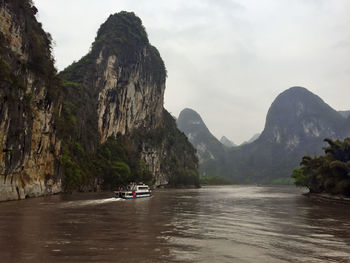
[
  {"left": 291, "top": 168, "right": 308, "bottom": 187},
  {"left": 55, "top": 80, "right": 153, "bottom": 191},
  {"left": 92, "top": 11, "right": 149, "bottom": 55},
  {"left": 58, "top": 56, "right": 94, "bottom": 84},
  {"left": 3, "top": 0, "right": 56, "bottom": 77},
  {"left": 0, "top": 56, "right": 11, "bottom": 82},
  {"left": 61, "top": 142, "right": 94, "bottom": 192},
  {"left": 0, "top": 55, "right": 27, "bottom": 91},
  {"left": 59, "top": 135, "right": 154, "bottom": 192},
  {"left": 55, "top": 79, "right": 99, "bottom": 153},
  {"left": 93, "top": 136, "right": 153, "bottom": 189},
  {"left": 291, "top": 138, "right": 350, "bottom": 196}
]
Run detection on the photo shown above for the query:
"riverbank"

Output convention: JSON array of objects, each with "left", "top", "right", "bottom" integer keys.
[{"left": 303, "top": 192, "right": 350, "bottom": 205}]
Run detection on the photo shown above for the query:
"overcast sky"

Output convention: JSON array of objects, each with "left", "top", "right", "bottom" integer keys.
[{"left": 34, "top": 0, "right": 350, "bottom": 144}]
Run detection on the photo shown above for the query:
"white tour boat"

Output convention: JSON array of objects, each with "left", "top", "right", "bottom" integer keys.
[{"left": 114, "top": 183, "right": 152, "bottom": 199}]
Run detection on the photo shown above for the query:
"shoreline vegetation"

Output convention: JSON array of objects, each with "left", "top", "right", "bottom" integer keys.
[{"left": 292, "top": 137, "right": 350, "bottom": 199}]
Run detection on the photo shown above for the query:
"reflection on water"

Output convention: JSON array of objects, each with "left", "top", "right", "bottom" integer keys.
[{"left": 0, "top": 186, "right": 350, "bottom": 262}]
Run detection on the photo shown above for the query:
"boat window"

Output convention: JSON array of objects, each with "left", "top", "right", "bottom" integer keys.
[{"left": 138, "top": 187, "right": 148, "bottom": 190}]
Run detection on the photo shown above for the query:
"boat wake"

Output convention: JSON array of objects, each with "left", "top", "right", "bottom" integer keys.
[{"left": 60, "top": 197, "right": 123, "bottom": 208}]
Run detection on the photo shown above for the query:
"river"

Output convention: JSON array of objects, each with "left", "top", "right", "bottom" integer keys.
[{"left": 0, "top": 186, "right": 350, "bottom": 262}]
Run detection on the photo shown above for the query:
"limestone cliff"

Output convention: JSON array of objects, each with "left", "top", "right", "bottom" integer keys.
[
  {"left": 59, "top": 12, "right": 165, "bottom": 149},
  {"left": 0, "top": 0, "right": 61, "bottom": 201},
  {"left": 59, "top": 12, "right": 199, "bottom": 188}
]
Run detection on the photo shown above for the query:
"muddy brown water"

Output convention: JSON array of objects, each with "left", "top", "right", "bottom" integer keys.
[{"left": 0, "top": 186, "right": 350, "bottom": 262}]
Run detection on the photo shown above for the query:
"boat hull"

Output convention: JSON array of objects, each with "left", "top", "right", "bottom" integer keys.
[
  {"left": 114, "top": 183, "right": 152, "bottom": 199},
  {"left": 114, "top": 191, "right": 151, "bottom": 199},
  {"left": 120, "top": 194, "right": 151, "bottom": 199}
]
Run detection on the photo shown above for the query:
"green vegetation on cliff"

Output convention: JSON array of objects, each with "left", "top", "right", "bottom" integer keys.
[
  {"left": 2, "top": 0, "right": 56, "bottom": 78},
  {"left": 0, "top": 0, "right": 61, "bottom": 179},
  {"left": 291, "top": 138, "right": 350, "bottom": 196},
  {"left": 57, "top": 12, "right": 198, "bottom": 191},
  {"left": 61, "top": 135, "right": 153, "bottom": 192},
  {"left": 0, "top": 0, "right": 57, "bottom": 99},
  {"left": 57, "top": 96, "right": 199, "bottom": 191},
  {"left": 55, "top": 80, "right": 154, "bottom": 191}
]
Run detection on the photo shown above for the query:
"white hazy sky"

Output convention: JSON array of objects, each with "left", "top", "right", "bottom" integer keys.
[{"left": 34, "top": 0, "right": 350, "bottom": 144}]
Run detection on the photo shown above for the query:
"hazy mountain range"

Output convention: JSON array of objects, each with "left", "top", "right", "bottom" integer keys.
[{"left": 178, "top": 87, "right": 350, "bottom": 183}]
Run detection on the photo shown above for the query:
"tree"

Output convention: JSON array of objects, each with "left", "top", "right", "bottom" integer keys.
[{"left": 291, "top": 138, "right": 350, "bottom": 196}]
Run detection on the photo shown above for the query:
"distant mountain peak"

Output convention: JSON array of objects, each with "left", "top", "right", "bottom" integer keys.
[
  {"left": 177, "top": 108, "right": 225, "bottom": 165},
  {"left": 220, "top": 136, "right": 236, "bottom": 147},
  {"left": 262, "top": 86, "right": 346, "bottom": 147},
  {"left": 178, "top": 108, "right": 205, "bottom": 123}
]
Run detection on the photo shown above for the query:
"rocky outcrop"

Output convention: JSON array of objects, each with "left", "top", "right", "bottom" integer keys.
[
  {"left": 59, "top": 12, "right": 198, "bottom": 187},
  {"left": 0, "top": 1, "right": 62, "bottom": 201},
  {"left": 95, "top": 50, "right": 164, "bottom": 142}
]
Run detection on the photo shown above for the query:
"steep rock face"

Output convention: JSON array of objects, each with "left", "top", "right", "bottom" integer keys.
[
  {"left": 0, "top": 1, "right": 61, "bottom": 201},
  {"left": 134, "top": 110, "right": 199, "bottom": 186},
  {"left": 60, "top": 13, "right": 165, "bottom": 146},
  {"left": 60, "top": 12, "right": 198, "bottom": 187},
  {"left": 95, "top": 50, "right": 164, "bottom": 142},
  {"left": 60, "top": 12, "right": 166, "bottom": 142}
]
